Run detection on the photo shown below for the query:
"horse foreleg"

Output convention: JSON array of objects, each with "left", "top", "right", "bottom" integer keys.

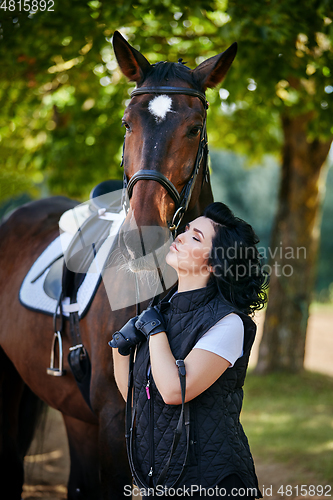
[
  {"left": 99, "top": 406, "right": 131, "bottom": 500},
  {"left": 0, "top": 347, "right": 45, "bottom": 499},
  {"left": 62, "top": 413, "right": 101, "bottom": 500}
]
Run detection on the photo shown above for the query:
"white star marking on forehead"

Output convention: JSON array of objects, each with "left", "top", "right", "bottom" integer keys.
[{"left": 148, "top": 95, "right": 173, "bottom": 123}]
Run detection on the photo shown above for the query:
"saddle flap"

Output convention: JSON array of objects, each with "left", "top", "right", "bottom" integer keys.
[
  {"left": 43, "top": 256, "right": 64, "bottom": 300},
  {"left": 64, "top": 214, "right": 114, "bottom": 274}
]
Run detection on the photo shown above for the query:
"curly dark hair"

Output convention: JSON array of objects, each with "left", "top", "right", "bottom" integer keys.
[{"left": 203, "top": 202, "right": 269, "bottom": 316}]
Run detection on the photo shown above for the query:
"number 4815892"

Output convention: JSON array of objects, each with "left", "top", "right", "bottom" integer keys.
[{"left": 0, "top": 0, "right": 55, "bottom": 11}]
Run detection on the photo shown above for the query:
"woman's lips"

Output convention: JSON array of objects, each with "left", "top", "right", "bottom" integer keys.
[{"left": 170, "top": 242, "right": 178, "bottom": 252}]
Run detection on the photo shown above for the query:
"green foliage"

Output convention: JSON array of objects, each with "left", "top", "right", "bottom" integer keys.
[
  {"left": 212, "top": 0, "right": 333, "bottom": 155},
  {"left": 0, "top": 0, "right": 223, "bottom": 201},
  {"left": 0, "top": 0, "right": 332, "bottom": 202},
  {"left": 243, "top": 370, "right": 333, "bottom": 483}
]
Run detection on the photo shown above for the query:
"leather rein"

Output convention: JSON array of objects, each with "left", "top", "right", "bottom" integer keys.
[
  {"left": 121, "top": 86, "right": 209, "bottom": 234},
  {"left": 121, "top": 87, "right": 208, "bottom": 489}
]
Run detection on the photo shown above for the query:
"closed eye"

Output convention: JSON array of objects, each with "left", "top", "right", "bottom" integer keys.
[{"left": 185, "top": 224, "right": 201, "bottom": 242}]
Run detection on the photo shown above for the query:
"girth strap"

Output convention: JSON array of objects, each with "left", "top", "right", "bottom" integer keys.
[{"left": 67, "top": 309, "right": 94, "bottom": 412}]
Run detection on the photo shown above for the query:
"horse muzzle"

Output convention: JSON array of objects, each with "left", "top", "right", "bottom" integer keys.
[{"left": 119, "top": 224, "right": 173, "bottom": 272}]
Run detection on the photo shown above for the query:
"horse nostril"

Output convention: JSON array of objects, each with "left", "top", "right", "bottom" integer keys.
[
  {"left": 123, "top": 229, "right": 142, "bottom": 257},
  {"left": 119, "top": 225, "right": 171, "bottom": 261},
  {"left": 140, "top": 226, "right": 170, "bottom": 256}
]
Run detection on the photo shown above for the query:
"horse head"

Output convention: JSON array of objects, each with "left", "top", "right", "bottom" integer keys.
[{"left": 112, "top": 31, "right": 237, "bottom": 272}]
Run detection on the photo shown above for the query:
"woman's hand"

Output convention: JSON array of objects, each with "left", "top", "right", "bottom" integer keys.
[
  {"left": 109, "top": 316, "right": 145, "bottom": 401},
  {"left": 109, "top": 317, "right": 145, "bottom": 356},
  {"left": 135, "top": 307, "right": 166, "bottom": 338}
]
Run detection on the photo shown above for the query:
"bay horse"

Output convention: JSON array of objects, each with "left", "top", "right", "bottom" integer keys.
[{"left": 0, "top": 31, "right": 237, "bottom": 499}]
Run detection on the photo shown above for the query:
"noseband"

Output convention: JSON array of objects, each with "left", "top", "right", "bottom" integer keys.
[{"left": 121, "top": 86, "right": 209, "bottom": 234}]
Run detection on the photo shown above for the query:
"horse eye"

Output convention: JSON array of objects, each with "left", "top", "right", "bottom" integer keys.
[
  {"left": 122, "top": 121, "right": 131, "bottom": 131},
  {"left": 189, "top": 126, "right": 201, "bottom": 137}
]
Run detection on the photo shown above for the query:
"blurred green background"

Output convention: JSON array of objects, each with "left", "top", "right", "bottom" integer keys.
[{"left": 209, "top": 151, "right": 333, "bottom": 301}]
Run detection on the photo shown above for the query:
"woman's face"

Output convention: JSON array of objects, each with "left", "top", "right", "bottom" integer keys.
[{"left": 166, "top": 216, "right": 216, "bottom": 277}]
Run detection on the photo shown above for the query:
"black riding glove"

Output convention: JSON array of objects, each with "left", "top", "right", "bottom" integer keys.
[
  {"left": 108, "top": 317, "right": 145, "bottom": 356},
  {"left": 135, "top": 307, "right": 166, "bottom": 338}
]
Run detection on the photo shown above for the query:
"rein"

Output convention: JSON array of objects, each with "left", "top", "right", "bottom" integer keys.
[
  {"left": 122, "top": 87, "right": 206, "bottom": 487},
  {"left": 121, "top": 86, "right": 209, "bottom": 235}
]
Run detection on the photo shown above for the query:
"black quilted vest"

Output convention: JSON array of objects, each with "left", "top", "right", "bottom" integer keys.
[{"left": 131, "top": 283, "right": 262, "bottom": 497}]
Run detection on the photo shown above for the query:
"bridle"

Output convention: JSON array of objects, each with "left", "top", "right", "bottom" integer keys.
[
  {"left": 121, "top": 86, "right": 209, "bottom": 235},
  {"left": 119, "top": 88, "right": 208, "bottom": 488}
]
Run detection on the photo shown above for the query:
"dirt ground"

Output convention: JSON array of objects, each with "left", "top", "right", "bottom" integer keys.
[{"left": 23, "top": 307, "right": 333, "bottom": 500}]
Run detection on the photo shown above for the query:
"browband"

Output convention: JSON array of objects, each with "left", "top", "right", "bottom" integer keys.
[{"left": 131, "top": 86, "right": 208, "bottom": 109}]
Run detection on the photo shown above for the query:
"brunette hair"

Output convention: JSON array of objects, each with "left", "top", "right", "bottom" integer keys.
[{"left": 203, "top": 202, "right": 268, "bottom": 315}]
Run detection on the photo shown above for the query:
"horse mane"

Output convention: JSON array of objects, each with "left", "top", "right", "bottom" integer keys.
[{"left": 144, "top": 60, "right": 203, "bottom": 91}]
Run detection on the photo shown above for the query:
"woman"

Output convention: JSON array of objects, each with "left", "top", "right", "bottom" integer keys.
[{"left": 110, "top": 202, "right": 268, "bottom": 499}]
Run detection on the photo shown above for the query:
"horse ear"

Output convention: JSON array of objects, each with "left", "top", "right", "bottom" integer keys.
[
  {"left": 112, "top": 31, "right": 151, "bottom": 83},
  {"left": 193, "top": 42, "right": 238, "bottom": 90}
]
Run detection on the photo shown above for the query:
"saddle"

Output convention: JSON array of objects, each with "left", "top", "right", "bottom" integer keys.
[
  {"left": 44, "top": 179, "right": 124, "bottom": 301},
  {"left": 43, "top": 179, "right": 125, "bottom": 412}
]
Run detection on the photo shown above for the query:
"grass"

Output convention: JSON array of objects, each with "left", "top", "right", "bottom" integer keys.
[{"left": 241, "top": 370, "right": 333, "bottom": 484}]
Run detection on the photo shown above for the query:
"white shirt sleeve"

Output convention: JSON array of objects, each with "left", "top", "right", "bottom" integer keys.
[{"left": 193, "top": 313, "right": 244, "bottom": 367}]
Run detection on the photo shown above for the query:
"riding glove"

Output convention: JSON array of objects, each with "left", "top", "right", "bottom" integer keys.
[
  {"left": 109, "top": 317, "right": 145, "bottom": 356},
  {"left": 135, "top": 307, "right": 166, "bottom": 338}
]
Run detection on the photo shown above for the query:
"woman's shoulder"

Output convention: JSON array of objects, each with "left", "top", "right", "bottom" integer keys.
[
  {"left": 207, "top": 313, "right": 244, "bottom": 335},
  {"left": 194, "top": 313, "right": 244, "bottom": 366},
  {"left": 209, "top": 290, "right": 242, "bottom": 317}
]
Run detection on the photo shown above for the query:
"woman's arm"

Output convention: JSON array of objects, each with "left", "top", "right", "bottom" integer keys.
[
  {"left": 149, "top": 332, "right": 230, "bottom": 405},
  {"left": 112, "top": 348, "right": 130, "bottom": 401}
]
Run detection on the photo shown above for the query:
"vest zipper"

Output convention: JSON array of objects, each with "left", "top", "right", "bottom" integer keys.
[
  {"left": 145, "top": 379, "right": 151, "bottom": 400},
  {"left": 146, "top": 365, "right": 154, "bottom": 482}
]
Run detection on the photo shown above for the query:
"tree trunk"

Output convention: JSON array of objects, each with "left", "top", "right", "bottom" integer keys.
[{"left": 255, "top": 114, "right": 332, "bottom": 374}]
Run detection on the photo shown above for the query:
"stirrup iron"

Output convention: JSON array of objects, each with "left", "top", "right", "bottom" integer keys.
[{"left": 47, "top": 331, "right": 66, "bottom": 376}]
